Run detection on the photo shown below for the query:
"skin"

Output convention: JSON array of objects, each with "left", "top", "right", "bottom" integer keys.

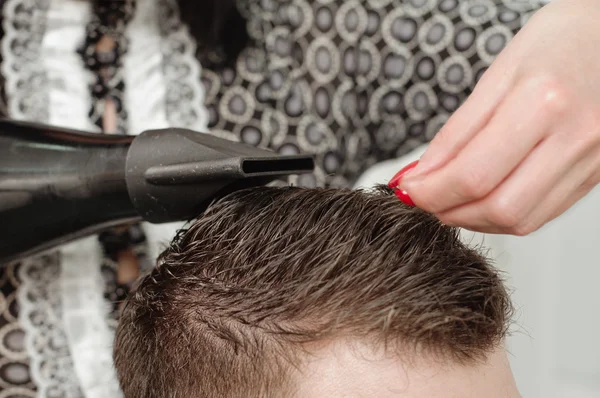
[
  {"left": 296, "top": 340, "right": 520, "bottom": 398},
  {"left": 399, "top": 0, "right": 600, "bottom": 236}
]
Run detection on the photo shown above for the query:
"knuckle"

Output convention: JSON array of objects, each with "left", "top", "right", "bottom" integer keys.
[
  {"left": 437, "top": 214, "right": 463, "bottom": 229},
  {"left": 436, "top": 213, "right": 454, "bottom": 226},
  {"left": 456, "top": 168, "right": 493, "bottom": 200},
  {"left": 510, "top": 222, "right": 539, "bottom": 237},
  {"left": 487, "top": 199, "right": 523, "bottom": 229},
  {"left": 528, "top": 74, "right": 571, "bottom": 115},
  {"left": 418, "top": 196, "right": 446, "bottom": 214}
]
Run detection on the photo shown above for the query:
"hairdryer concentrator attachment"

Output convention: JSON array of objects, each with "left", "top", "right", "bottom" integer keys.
[
  {"left": 127, "top": 128, "right": 314, "bottom": 223},
  {"left": 0, "top": 120, "right": 314, "bottom": 263}
]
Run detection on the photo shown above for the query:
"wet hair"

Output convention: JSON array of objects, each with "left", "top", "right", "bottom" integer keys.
[{"left": 114, "top": 185, "right": 512, "bottom": 398}]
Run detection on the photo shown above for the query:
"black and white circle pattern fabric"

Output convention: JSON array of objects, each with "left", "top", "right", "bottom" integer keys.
[
  {"left": 0, "top": 263, "right": 36, "bottom": 392},
  {"left": 201, "top": 0, "right": 544, "bottom": 188}
]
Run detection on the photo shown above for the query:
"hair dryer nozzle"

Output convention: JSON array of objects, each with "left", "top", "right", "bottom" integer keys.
[
  {"left": 126, "top": 128, "right": 315, "bottom": 223},
  {"left": 0, "top": 121, "right": 314, "bottom": 263},
  {"left": 144, "top": 156, "right": 315, "bottom": 185}
]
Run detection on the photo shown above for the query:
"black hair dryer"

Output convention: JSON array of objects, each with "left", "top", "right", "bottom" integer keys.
[{"left": 0, "top": 120, "right": 315, "bottom": 263}]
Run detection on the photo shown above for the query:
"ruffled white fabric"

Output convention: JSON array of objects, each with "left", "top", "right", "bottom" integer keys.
[
  {"left": 4, "top": 0, "right": 121, "bottom": 396},
  {"left": 123, "top": 0, "right": 170, "bottom": 134},
  {"left": 42, "top": 0, "right": 98, "bottom": 132},
  {"left": 124, "top": 0, "right": 209, "bottom": 266},
  {"left": 59, "top": 238, "right": 122, "bottom": 398},
  {"left": 2, "top": 0, "right": 51, "bottom": 122},
  {"left": 124, "top": 0, "right": 209, "bottom": 134}
]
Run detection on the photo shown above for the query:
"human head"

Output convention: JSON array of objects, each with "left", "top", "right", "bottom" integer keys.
[{"left": 114, "top": 186, "right": 518, "bottom": 397}]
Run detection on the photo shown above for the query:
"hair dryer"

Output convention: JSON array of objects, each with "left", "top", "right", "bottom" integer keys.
[{"left": 0, "top": 120, "right": 314, "bottom": 263}]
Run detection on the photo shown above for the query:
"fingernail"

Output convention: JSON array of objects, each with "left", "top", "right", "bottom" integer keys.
[
  {"left": 388, "top": 160, "right": 419, "bottom": 188},
  {"left": 388, "top": 160, "right": 418, "bottom": 207},
  {"left": 393, "top": 187, "right": 416, "bottom": 207}
]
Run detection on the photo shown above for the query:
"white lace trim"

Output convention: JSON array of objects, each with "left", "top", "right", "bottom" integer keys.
[
  {"left": 1, "top": 0, "right": 51, "bottom": 122},
  {"left": 5, "top": 0, "right": 117, "bottom": 395},
  {"left": 123, "top": 0, "right": 206, "bottom": 263},
  {"left": 124, "top": 0, "right": 209, "bottom": 135},
  {"left": 123, "top": 0, "right": 170, "bottom": 134},
  {"left": 2, "top": 0, "right": 78, "bottom": 395},
  {"left": 159, "top": 0, "right": 209, "bottom": 132},
  {"left": 42, "top": 0, "right": 98, "bottom": 131},
  {"left": 6, "top": 0, "right": 208, "bottom": 393},
  {"left": 18, "top": 255, "right": 75, "bottom": 397},
  {"left": 59, "top": 238, "right": 122, "bottom": 398},
  {"left": 43, "top": 0, "right": 121, "bottom": 395}
]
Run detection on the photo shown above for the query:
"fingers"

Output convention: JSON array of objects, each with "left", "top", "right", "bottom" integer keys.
[
  {"left": 402, "top": 76, "right": 566, "bottom": 214},
  {"left": 412, "top": 56, "right": 515, "bottom": 177},
  {"left": 441, "top": 170, "right": 594, "bottom": 236},
  {"left": 520, "top": 148, "right": 600, "bottom": 233},
  {"left": 437, "top": 137, "right": 600, "bottom": 235},
  {"left": 544, "top": 185, "right": 595, "bottom": 225}
]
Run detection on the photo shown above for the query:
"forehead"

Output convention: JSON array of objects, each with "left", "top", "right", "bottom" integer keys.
[{"left": 294, "top": 340, "right": 520, "bottom": 398}]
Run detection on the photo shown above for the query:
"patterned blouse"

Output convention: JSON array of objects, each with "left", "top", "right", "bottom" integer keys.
[{"left": 0, "top": 0, "right": 543, "bottom": 396}]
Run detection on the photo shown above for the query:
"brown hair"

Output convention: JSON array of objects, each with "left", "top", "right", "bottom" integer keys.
[{"left": 114, "top": 186, "right": 512, "bottom": 398}]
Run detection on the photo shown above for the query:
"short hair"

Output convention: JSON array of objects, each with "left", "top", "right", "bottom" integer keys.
[{"left": 114, "top": 186, "right": 512, "bottom": 398}]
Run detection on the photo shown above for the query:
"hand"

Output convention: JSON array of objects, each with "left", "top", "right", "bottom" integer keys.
[{"left": 399, "top": 0, "right": 600, "bottom": 236}]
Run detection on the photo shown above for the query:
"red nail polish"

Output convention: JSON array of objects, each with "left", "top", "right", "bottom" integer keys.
[{"left": 388, "top": 160, "right": 418, "bottom": 207}]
